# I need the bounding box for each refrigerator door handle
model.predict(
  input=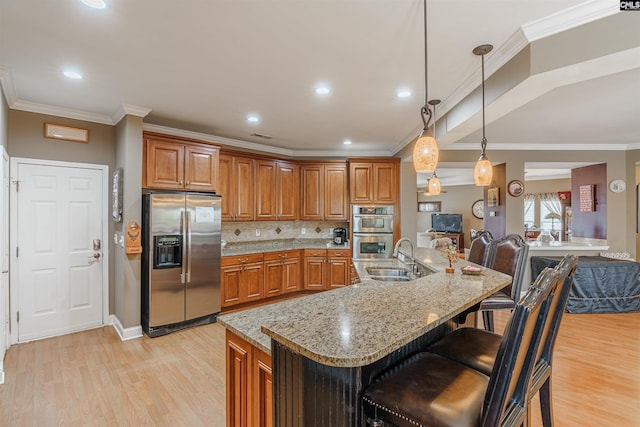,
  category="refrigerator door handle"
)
[180,210,186,284]
[186,210,192,283]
